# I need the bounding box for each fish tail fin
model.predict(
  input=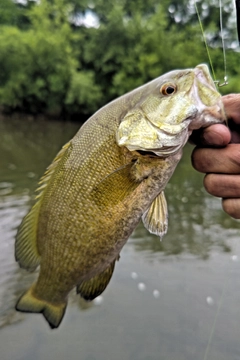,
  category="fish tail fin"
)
[16,285,67,329]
